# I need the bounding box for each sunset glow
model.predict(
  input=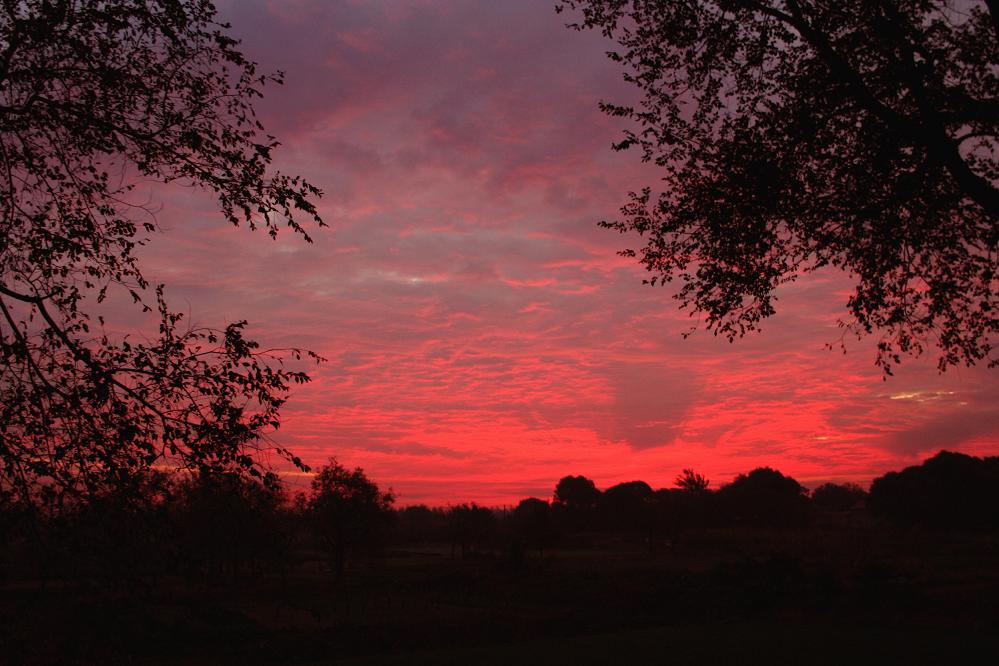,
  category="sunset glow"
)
[136,0,997,504]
